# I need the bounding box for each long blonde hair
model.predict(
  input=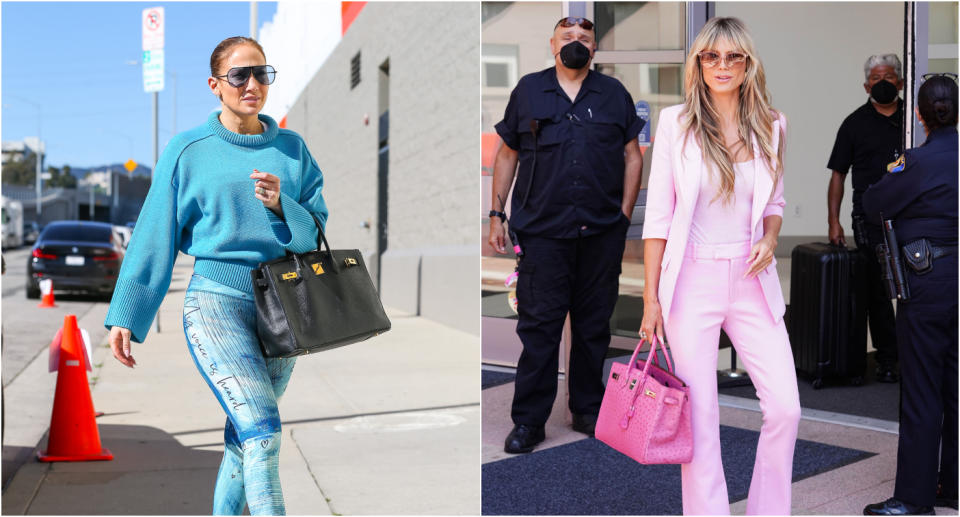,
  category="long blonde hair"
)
[681,17,784,205]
